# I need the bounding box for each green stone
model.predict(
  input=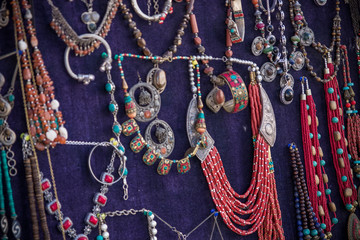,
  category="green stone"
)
[341,175,347,182]
[332,117,339,123]
[320,160,325,166]
[291,35,300,43]
[113,125,120,134]
[313,161,317,167]
[109,103,116,112]
[325,189,331,195]
[303,228,310,235]
[310,229,318,237]
[331,218,338,224]
[346,204,353,210]
[327,87,334,94]
[105,83,112,92]
[317,191,321,197]
[102,52,108,58]
[8,95,14,102]
[320,223,326,229]
[337,148,343,155]
[263,46,274,54]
